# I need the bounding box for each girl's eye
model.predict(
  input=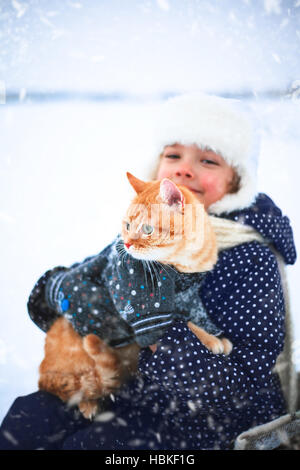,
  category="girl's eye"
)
[202,159,218,165]
[165,154,180,159]
[125,222,130,231]
[142,224,154,235]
